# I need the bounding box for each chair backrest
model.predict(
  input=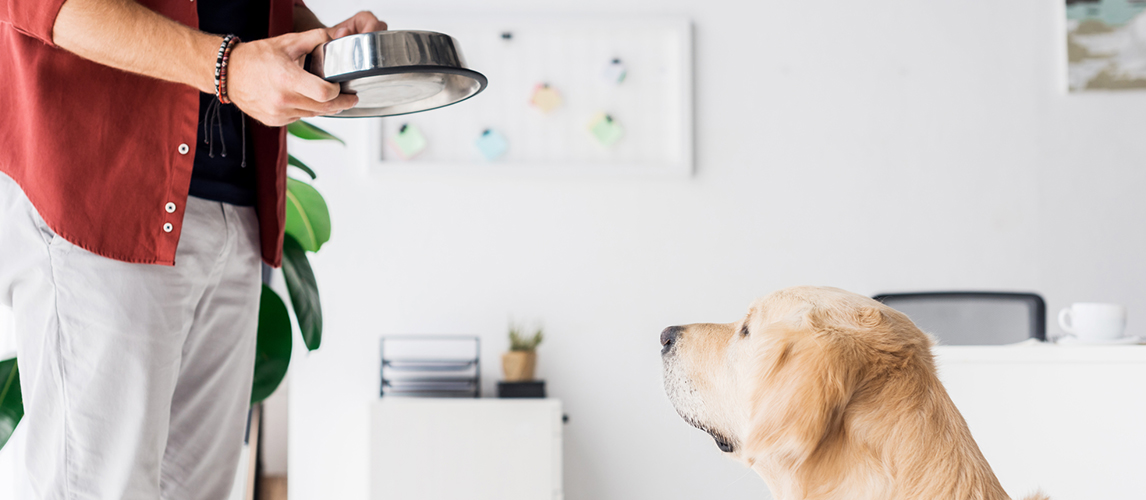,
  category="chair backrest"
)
[872,292,1046,345]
